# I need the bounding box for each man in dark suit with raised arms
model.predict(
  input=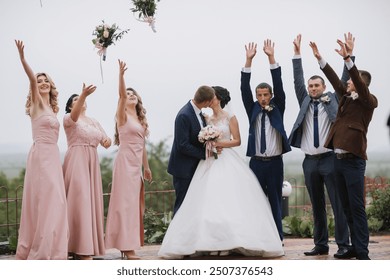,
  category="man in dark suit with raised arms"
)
[240,40,291,241]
